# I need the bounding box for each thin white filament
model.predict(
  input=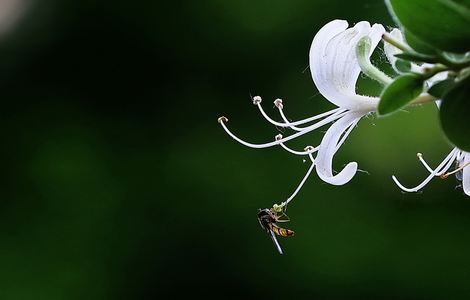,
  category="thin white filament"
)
[443,158,470,178]
[279,143,318,156]
[417,153,434,173]
[284,153,316,205]
[257,101,344,127]
[392,149,459,192]
[278,107,307,131]
[219,111,347,149]
[418,150,461,176]
[436,150,460,176]
[278,107,348,131]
